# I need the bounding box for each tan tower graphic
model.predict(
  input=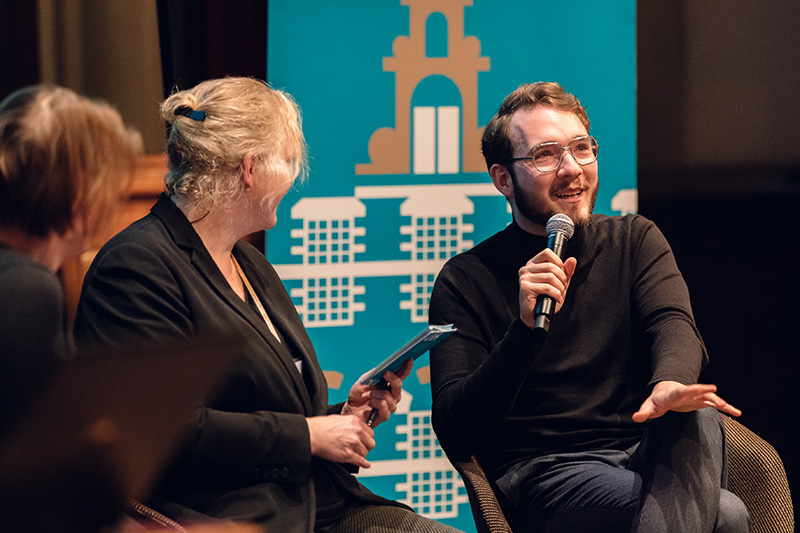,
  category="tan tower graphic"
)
[356,0,490,175]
